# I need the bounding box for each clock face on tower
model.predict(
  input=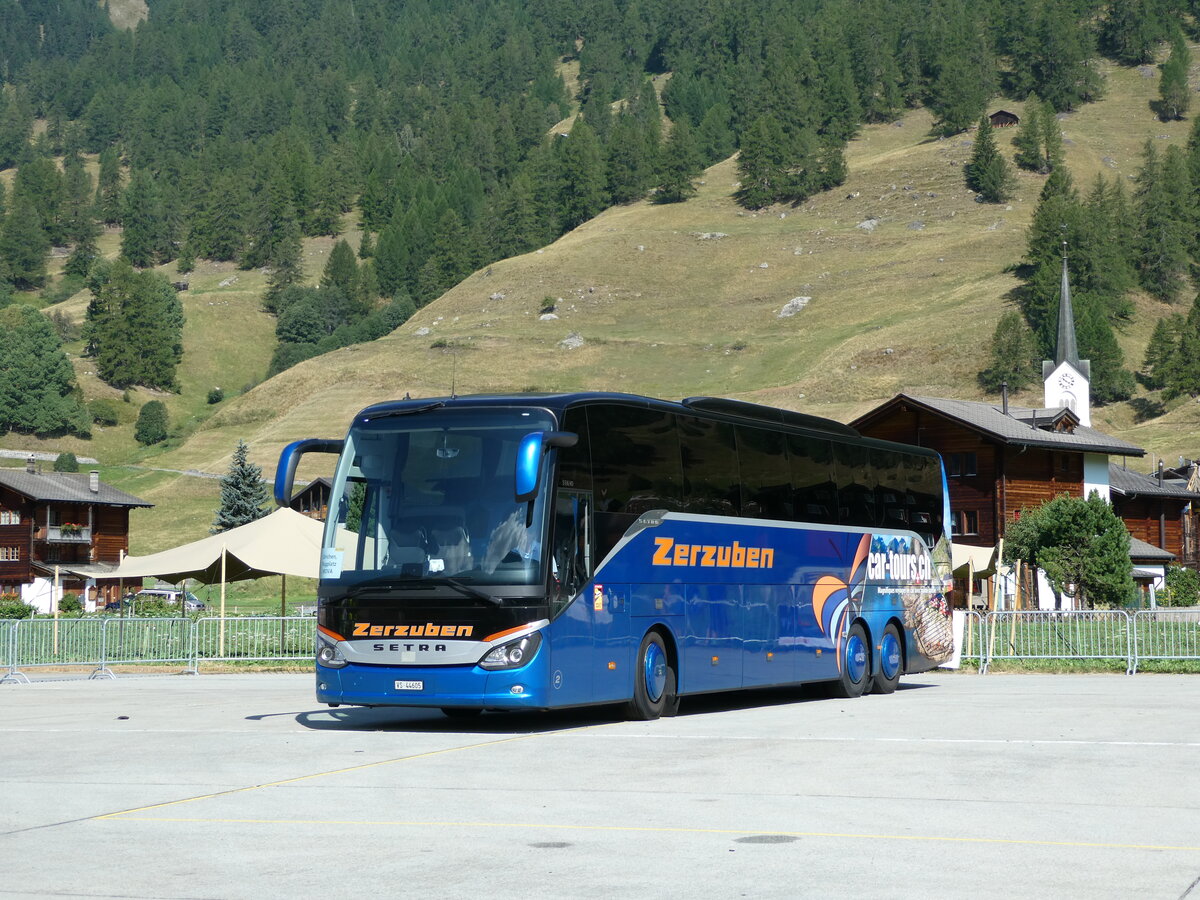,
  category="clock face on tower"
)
[1057,371,1075,390]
